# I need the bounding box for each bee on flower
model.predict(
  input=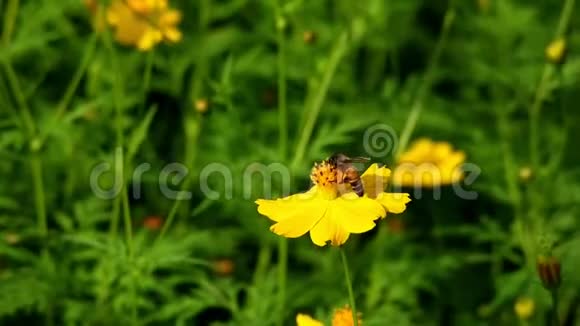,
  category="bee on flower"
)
[255,155,410,247]
[392,138,466,188]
